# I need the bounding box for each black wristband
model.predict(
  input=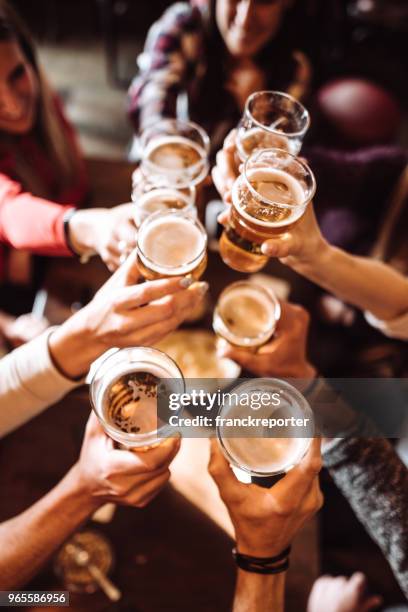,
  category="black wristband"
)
[63,208,79,256]
[232,547,291,574]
